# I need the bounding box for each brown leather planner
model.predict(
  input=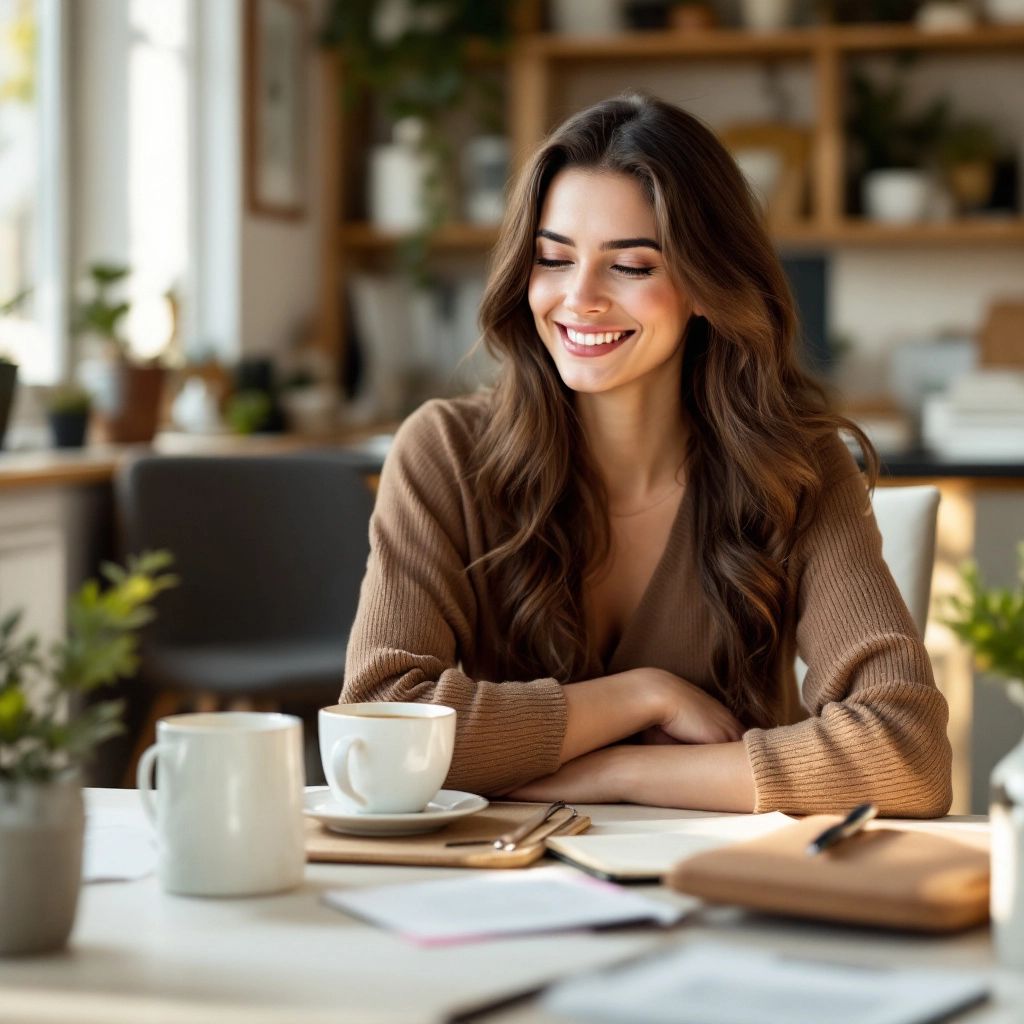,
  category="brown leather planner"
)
[666,815,990,933]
